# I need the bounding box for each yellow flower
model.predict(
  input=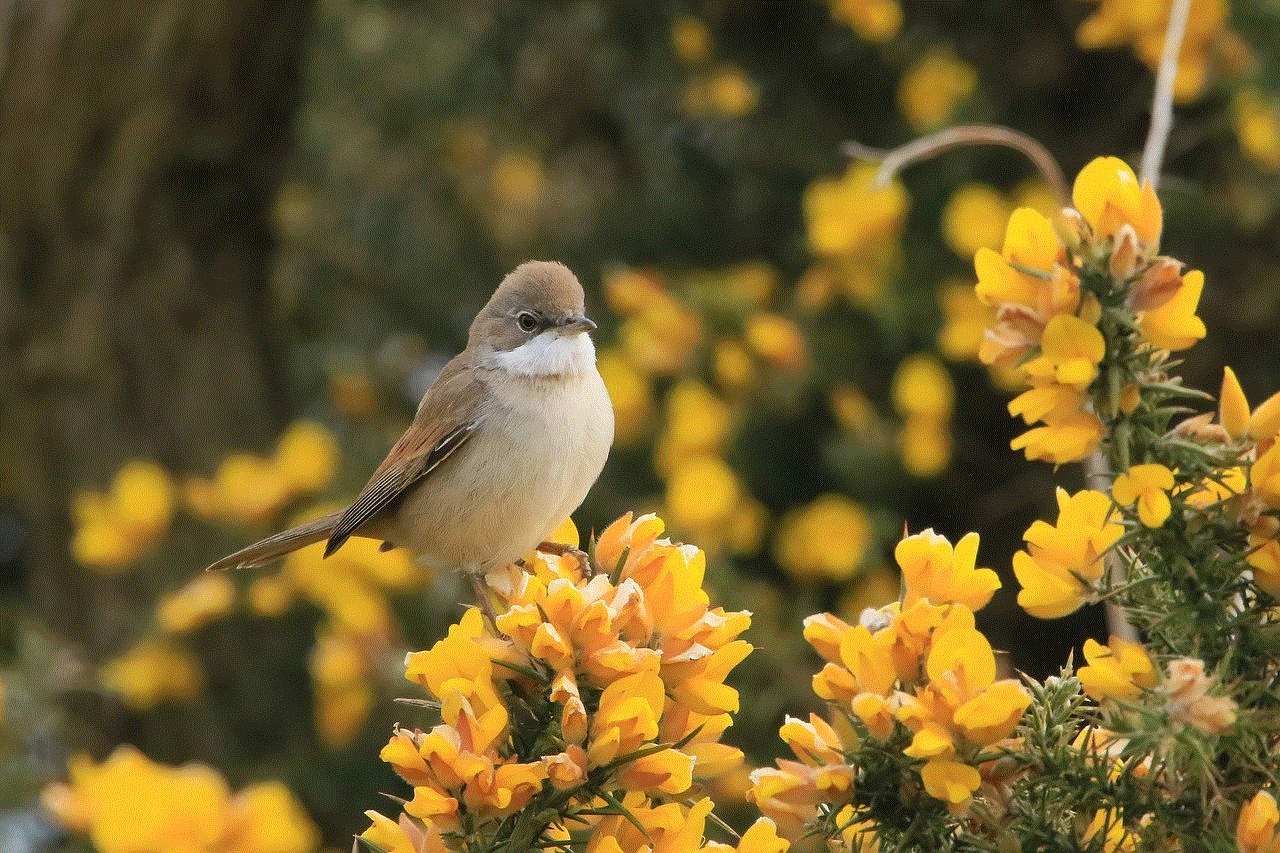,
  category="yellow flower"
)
[100,641,201,709]
[1237,791,1280,853]
[900,420,952,478]
[1221,366,1251,440]
[227,781,321,853]
[918,759,981,807]
[1071,156,1162,250]
[273,420,338,494]
[1112,463,1175,527]
[1253,443,1280,509]
[109,460,176,542]
[1246,530,1280,598]
[1139,268,1206,352]
[1022,314,1106,392]
[155,573,236,634]
[359,810,444,853]
[804,162,908,260]
[829,0,901,42]
[657,380,732,473]
[1076,0,1231,102]
[39,747,311,853]
[1009,412,1105,465]
[778,714,846,767]
[937,279,996,363]
[1078,637,1156,701]
[1234,89,1280,172]
[683,66,758,117]
[896,529,1000,611]
[587,671,665,767]
[671,14,710,64]
[942,184,1010,258]
[898,50,977,131]
[732,818,790,853]
[745,313,808,371]
[666,455,741,531]
[1082,808,1137,853]
[892,354,954,422]
[1014,488,1122,619]
[774,494,874,582]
